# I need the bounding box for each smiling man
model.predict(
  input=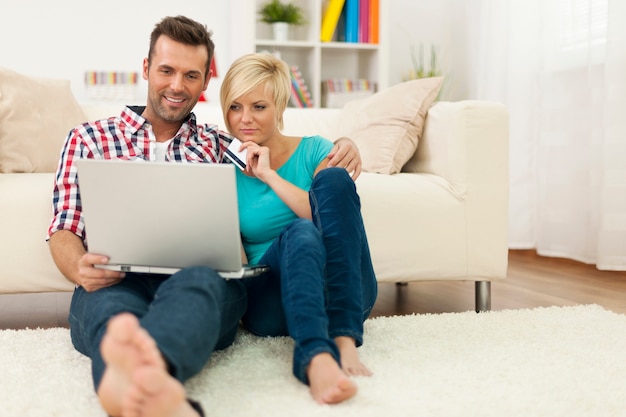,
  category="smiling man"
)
[47,15,362,417]
[142,30,210,138]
